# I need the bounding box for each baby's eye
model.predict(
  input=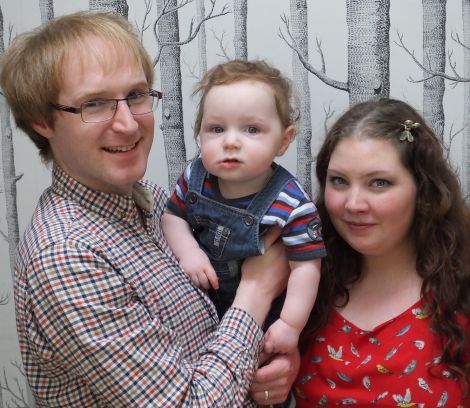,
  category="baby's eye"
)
[212,126,224,133]
[246,126,259,134]
[371,179,390,188]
